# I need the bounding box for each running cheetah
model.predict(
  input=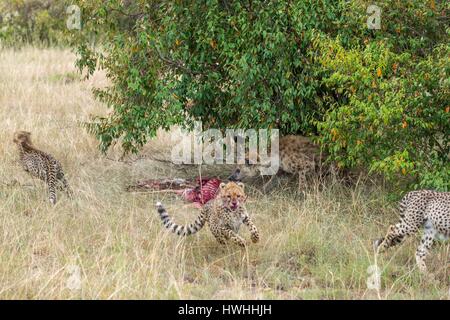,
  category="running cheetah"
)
[13,131,72,204]
[375,190,450,274]
[156,181,259,247]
